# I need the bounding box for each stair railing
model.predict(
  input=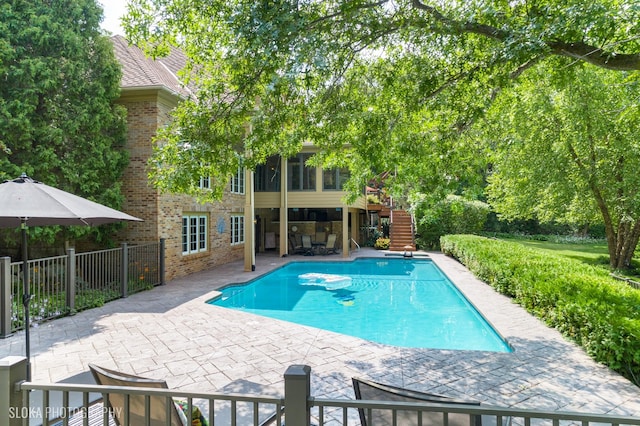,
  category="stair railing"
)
[411,212,416,248]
